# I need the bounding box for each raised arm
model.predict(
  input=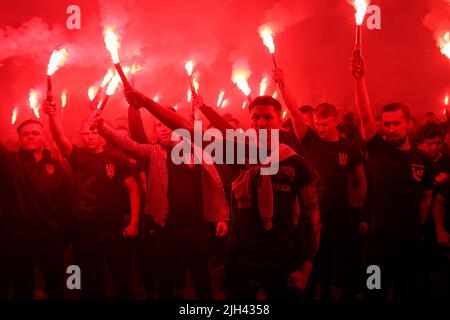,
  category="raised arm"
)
[42,99,73,158]
[124,88,194,135]
[351,52,377,141]
[89,111,155,161]
[128,106,149,144]
[273,68,308,142]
